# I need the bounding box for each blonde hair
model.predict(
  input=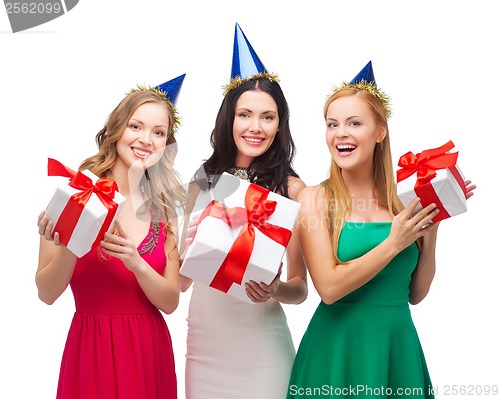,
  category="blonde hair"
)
[323,87,404,263]
[79,91,188,240]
